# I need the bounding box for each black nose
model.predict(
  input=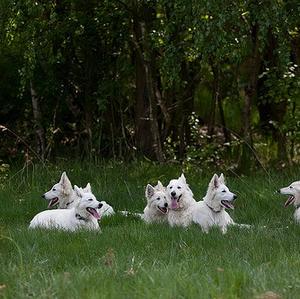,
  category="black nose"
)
[171,191,176,197]
[277,190,281,193]
[233,194,237,200]
[164,202,168,207]
[98,203,103,209]
[41,194,45,199]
